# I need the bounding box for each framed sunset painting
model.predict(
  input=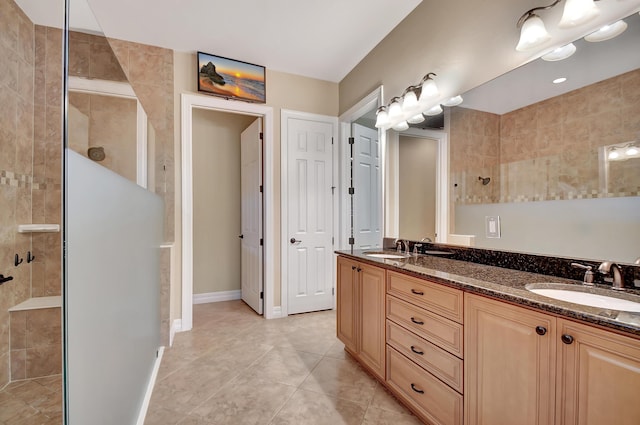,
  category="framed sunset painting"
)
[197,52,266,103]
